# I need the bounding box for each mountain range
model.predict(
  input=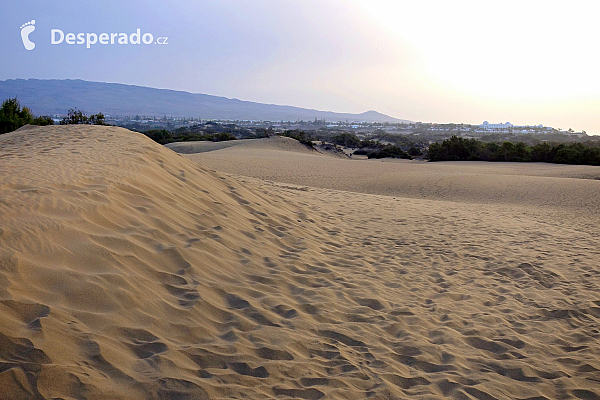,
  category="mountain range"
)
[0,79,408,123]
